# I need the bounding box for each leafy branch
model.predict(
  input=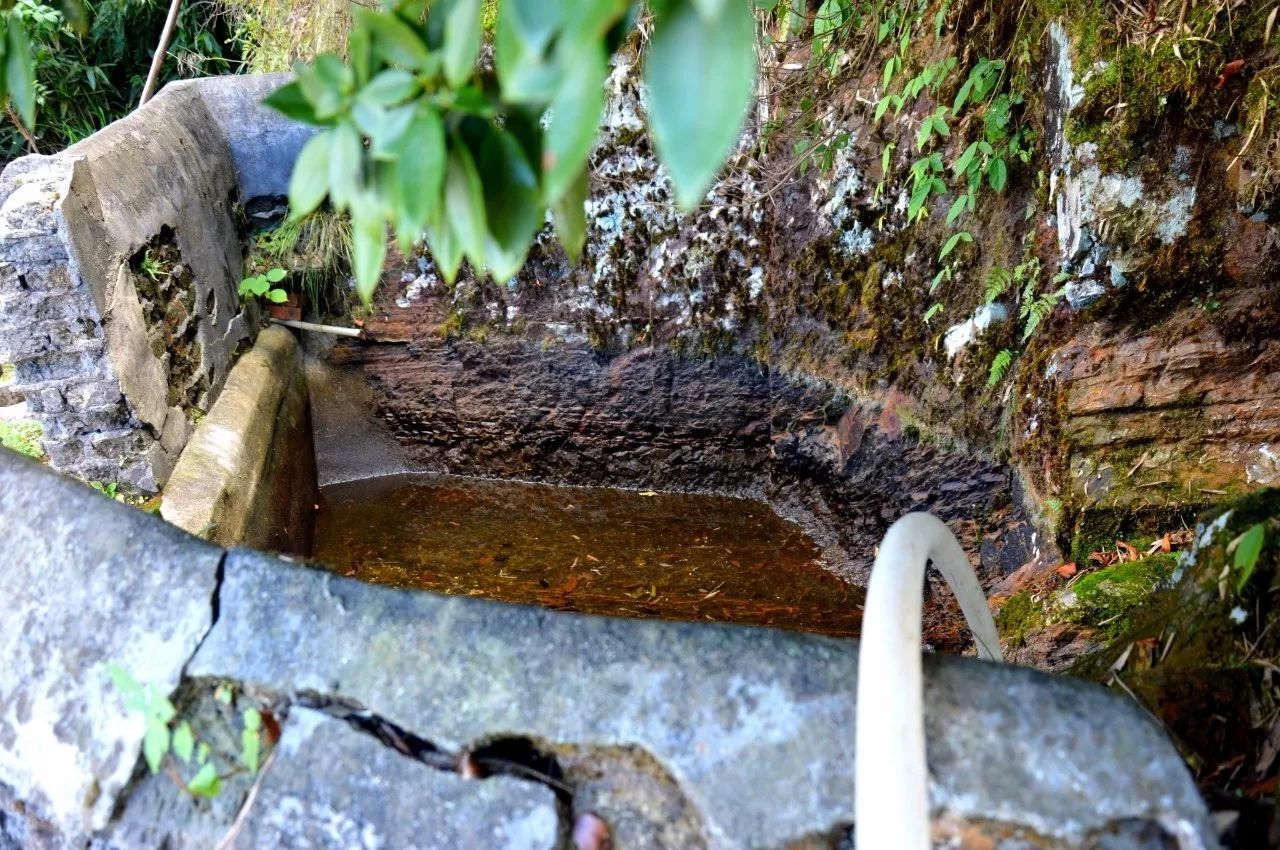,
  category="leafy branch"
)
[270,0,760,300]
